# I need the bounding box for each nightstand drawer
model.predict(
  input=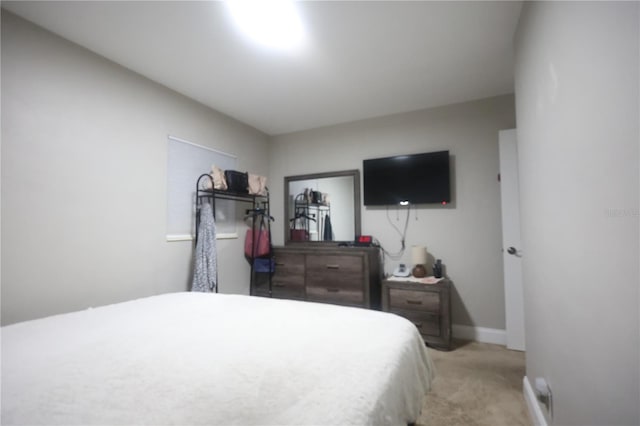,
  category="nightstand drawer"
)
[381,279,451,350]
[389,288,441,313]
[393,310,441,337]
